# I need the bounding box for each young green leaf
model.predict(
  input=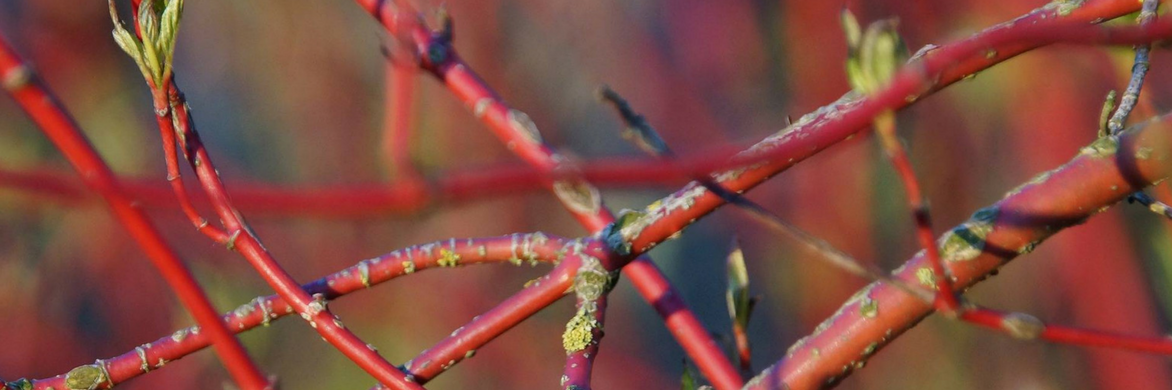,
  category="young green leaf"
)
[726,240,752,331]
